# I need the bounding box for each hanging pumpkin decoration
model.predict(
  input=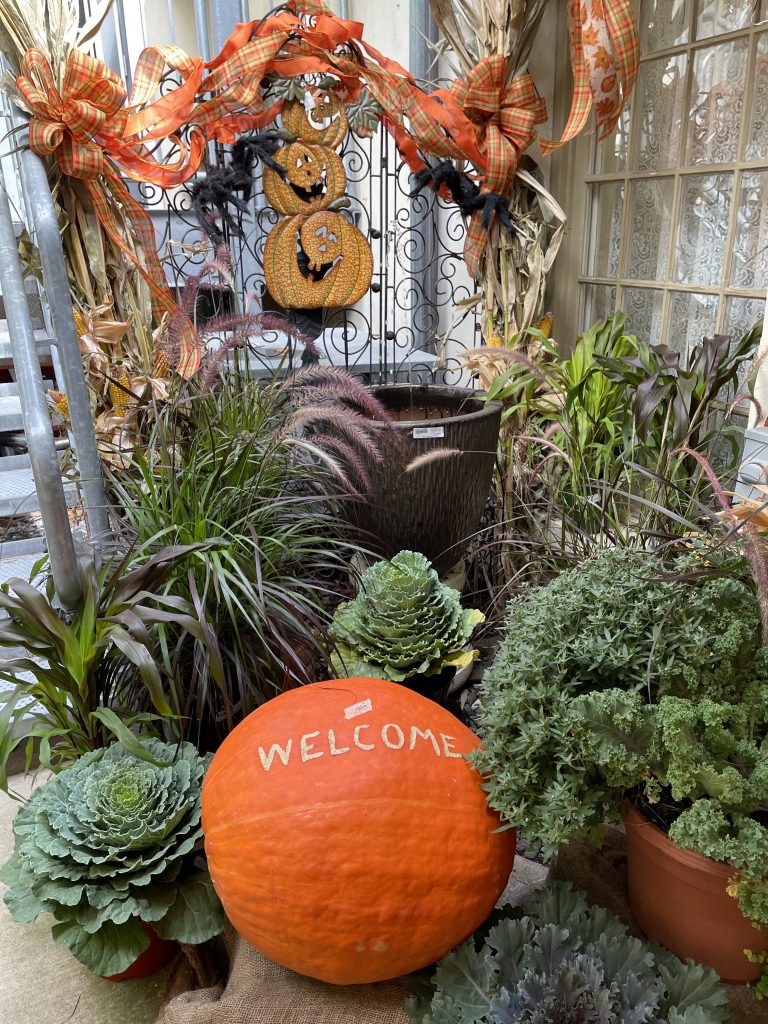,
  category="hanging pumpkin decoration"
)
[264,211,373,308]
[262,142,346,215]
[202,677,516,985]
[281,90,350,149]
